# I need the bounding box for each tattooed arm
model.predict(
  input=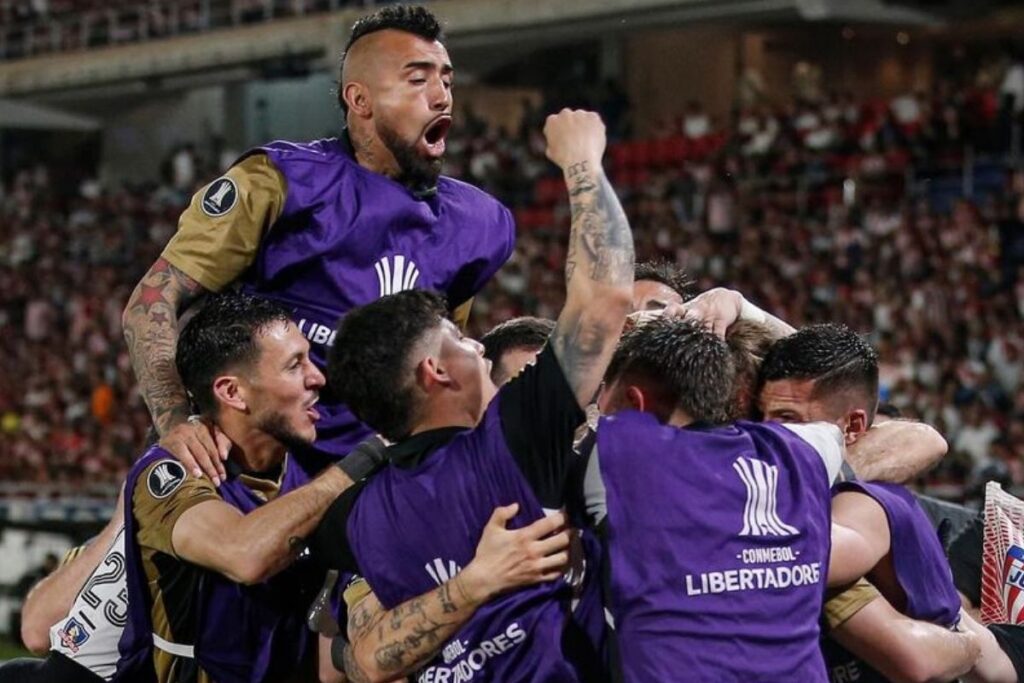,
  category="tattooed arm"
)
[123,258,233,480]
[543,109,635,407]
[340,505,570,683]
